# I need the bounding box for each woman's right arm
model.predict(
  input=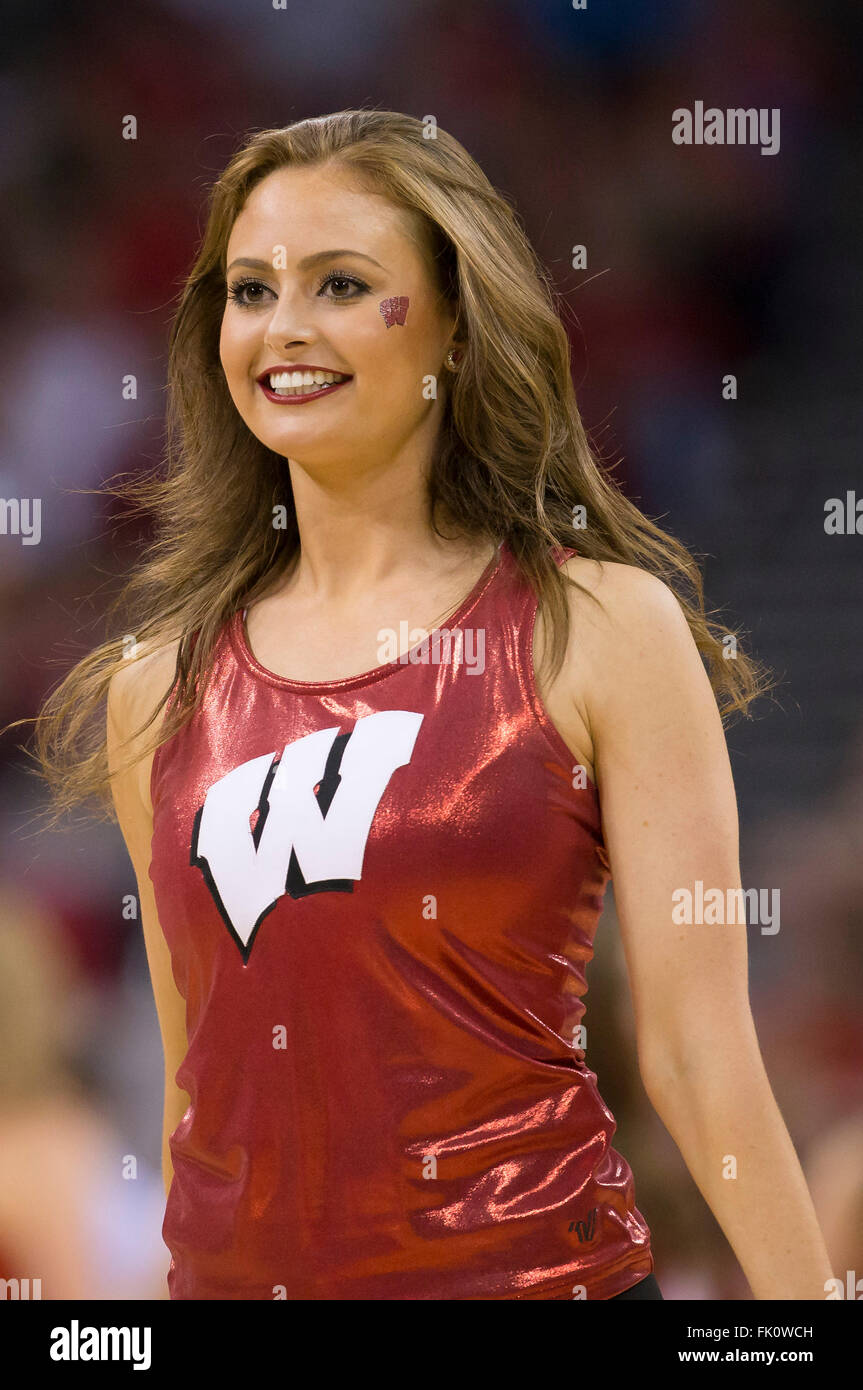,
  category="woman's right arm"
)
[106,641,189,1201]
